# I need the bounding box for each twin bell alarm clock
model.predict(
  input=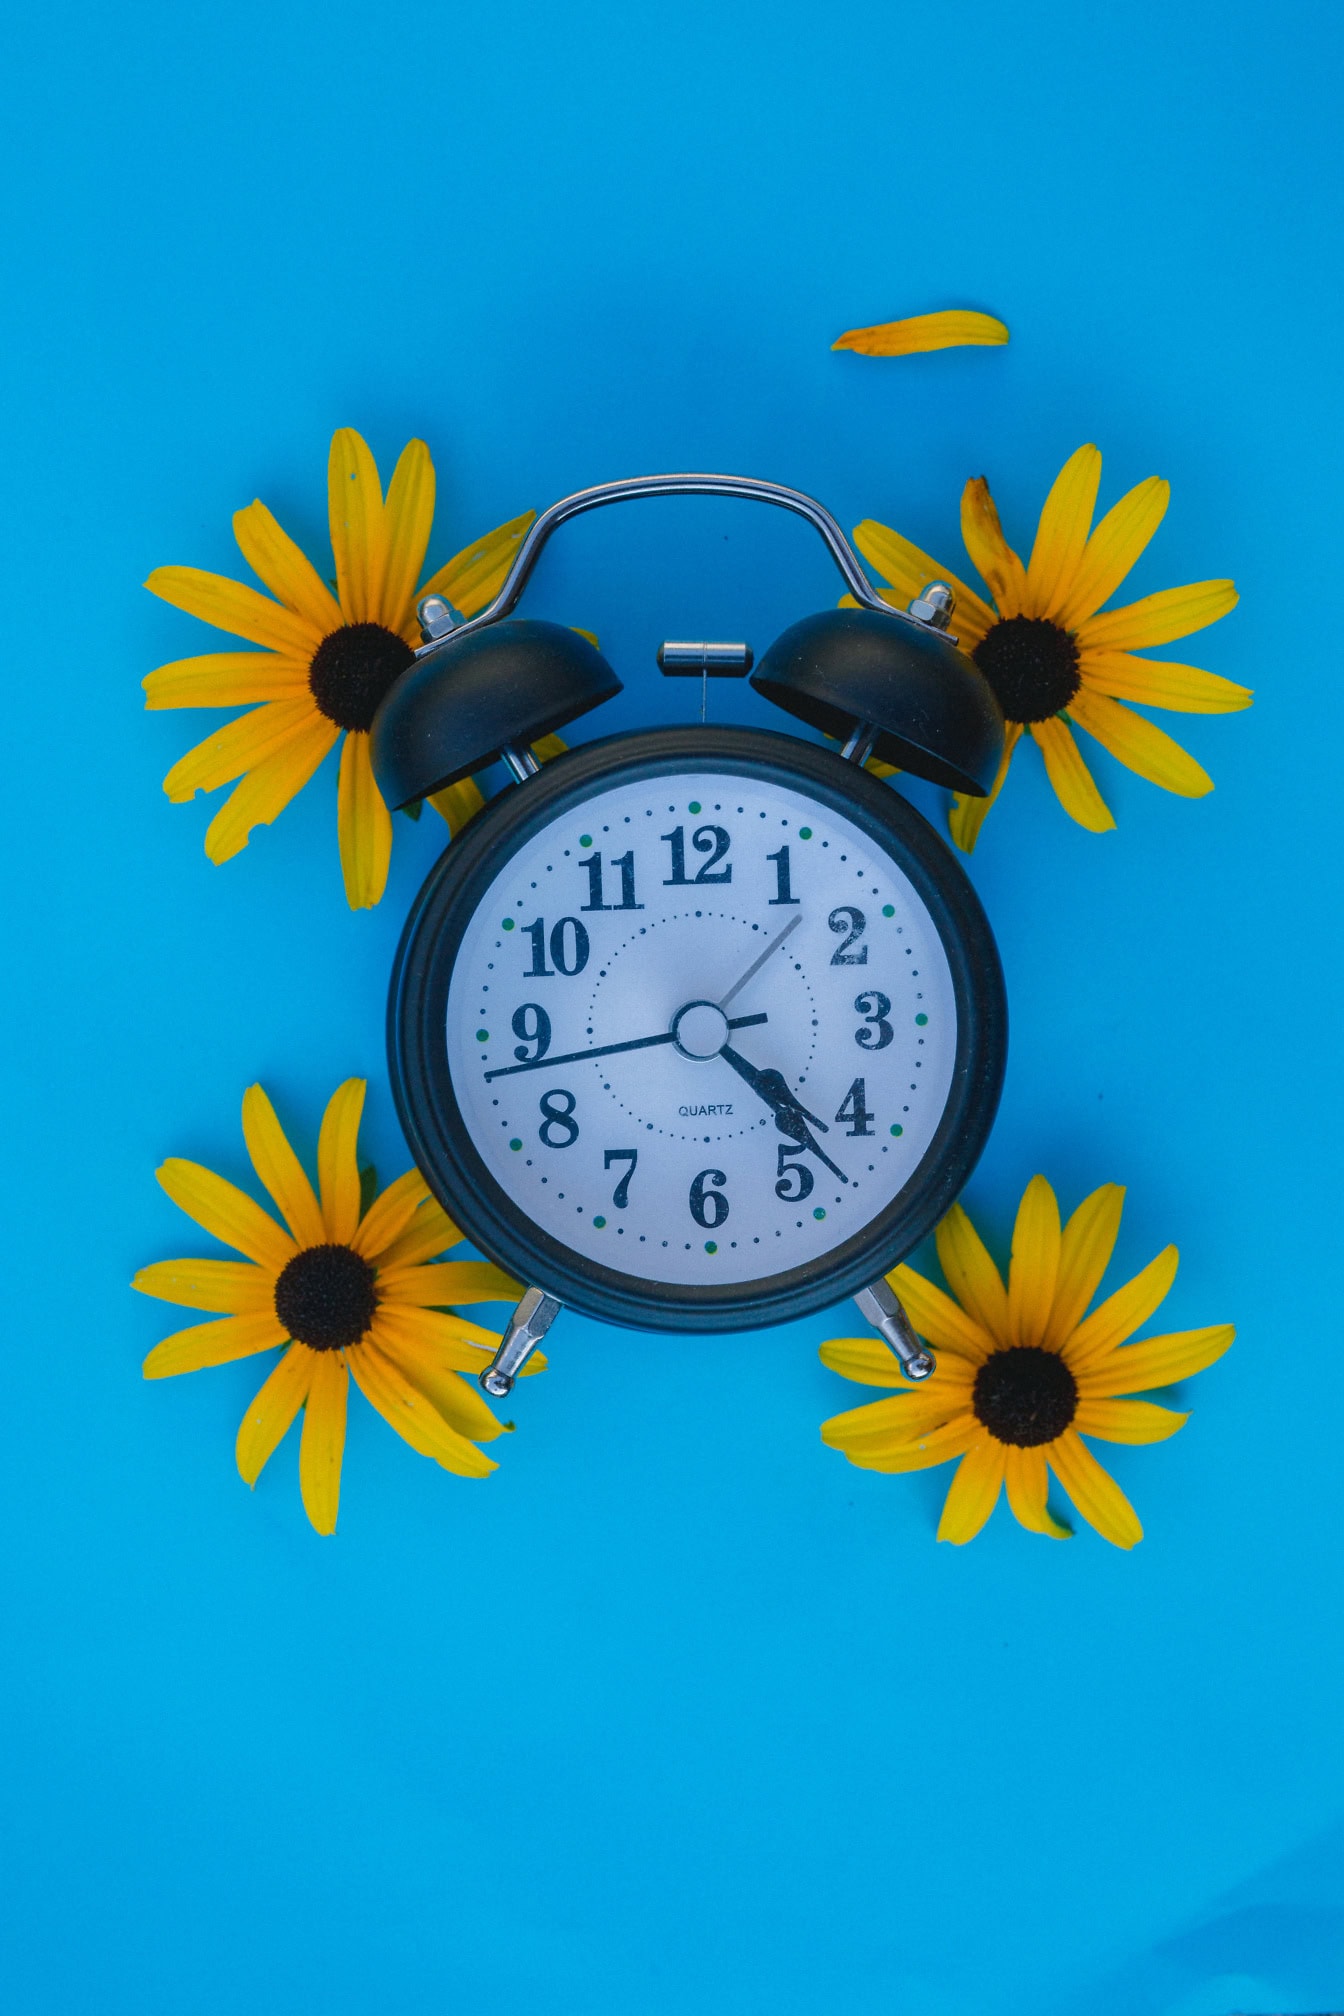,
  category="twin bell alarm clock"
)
[370,475,1008,1396]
